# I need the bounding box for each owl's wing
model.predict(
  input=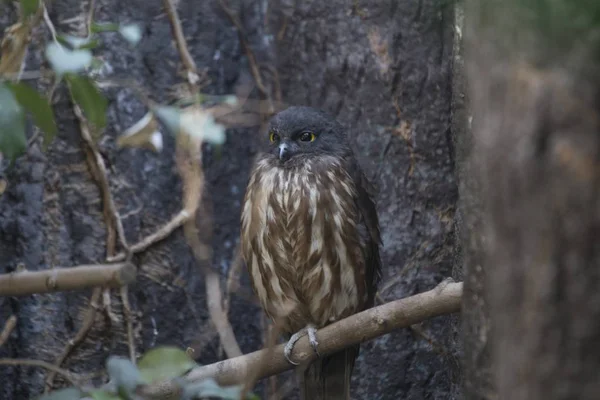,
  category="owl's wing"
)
[347,156,382,307]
